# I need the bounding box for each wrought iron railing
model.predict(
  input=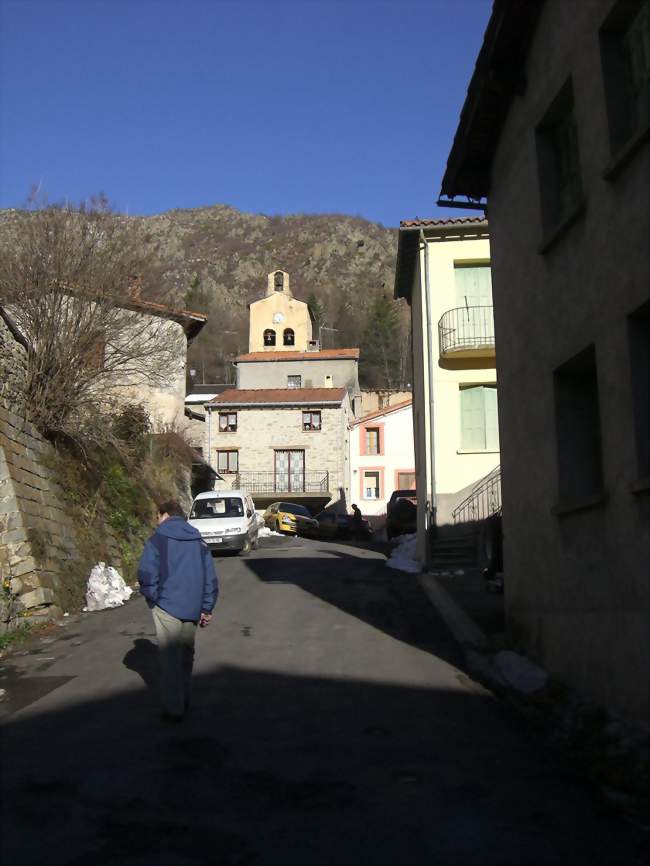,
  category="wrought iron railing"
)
[233,470,330,494]
[438,306,495,355]
[452,465,501,524]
